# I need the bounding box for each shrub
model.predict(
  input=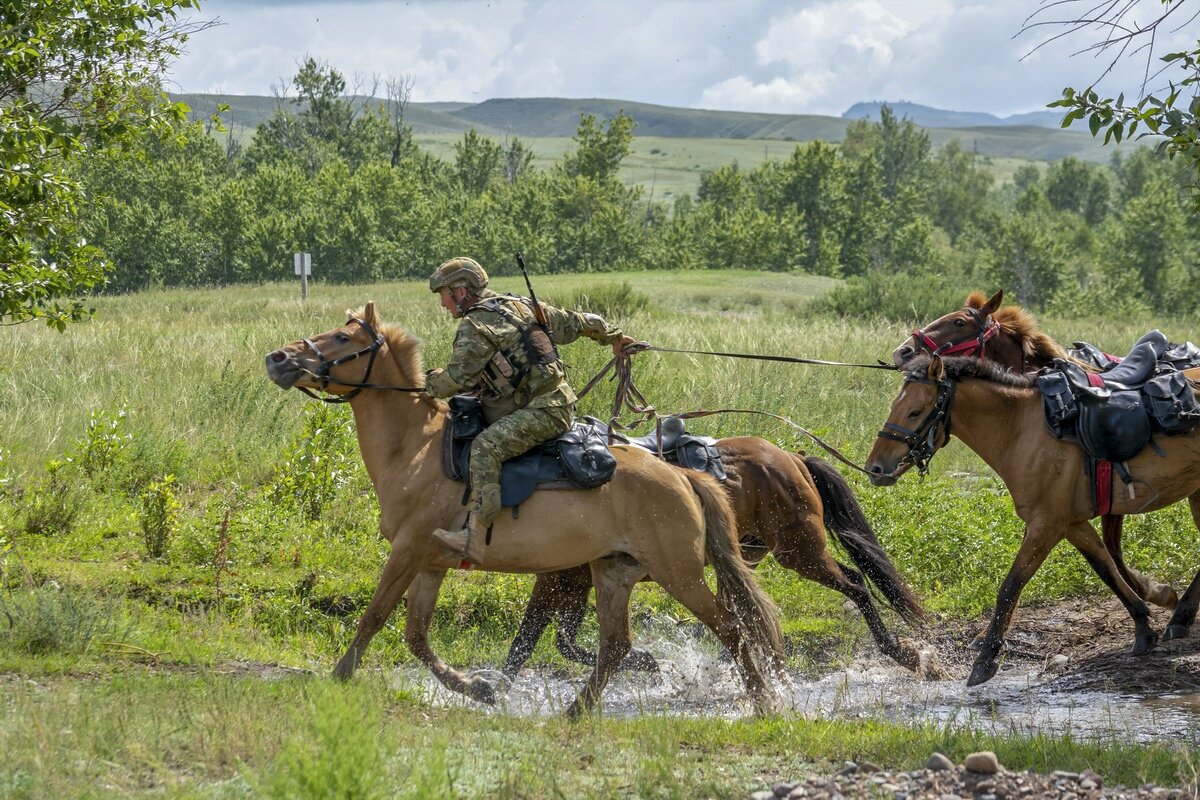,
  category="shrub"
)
[810,270,965,322]
[270,404,359,521]
[139,475,181,559]
[21,460,84,536]
[72,407,132,479]
[0,585,127,656]
[561,280,650,321]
